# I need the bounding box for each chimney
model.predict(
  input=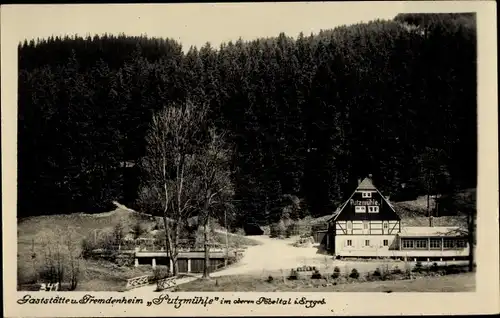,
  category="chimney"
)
[429,215,434,227]
[368,173,373,179]
[357,178,362,185]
